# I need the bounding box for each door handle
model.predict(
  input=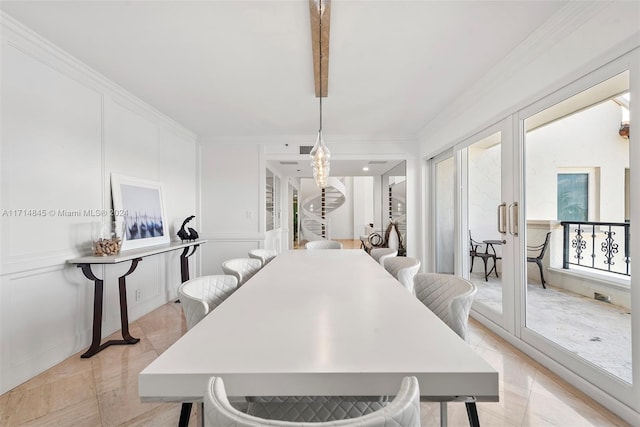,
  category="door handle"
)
[497,203,507,234]
[508,202,518,236]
